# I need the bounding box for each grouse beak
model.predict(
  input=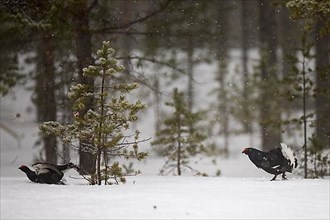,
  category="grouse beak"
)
[242,148,248,154]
